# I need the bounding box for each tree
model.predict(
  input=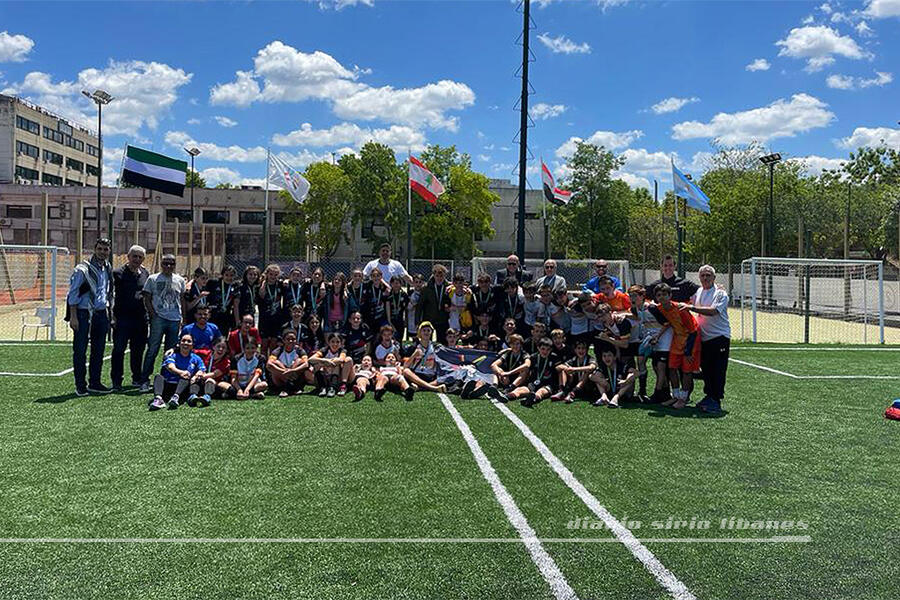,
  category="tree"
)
[214,182,234,189]
[339,142,406,253]
[278,162,351,258]
[185,169,205,189]
[410,145,499,260]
